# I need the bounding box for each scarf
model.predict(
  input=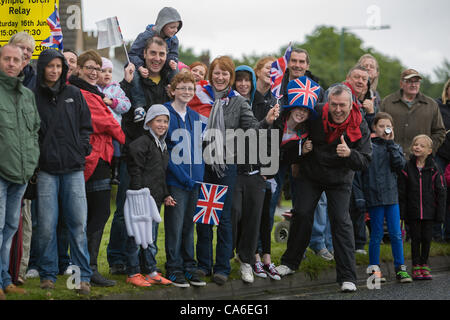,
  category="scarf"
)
[203,87,230,177]
[68,75,105,99]
[322,102,362,144]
